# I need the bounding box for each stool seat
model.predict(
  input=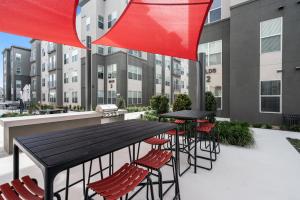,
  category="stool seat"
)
[134,149,172,170]
[196,119,209,123]
[0,176,44,200]
[144,137,169,145]
[174,119,186,124]
[197,123,215,133]
[165,129,186,136]
[88,163,148,200]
